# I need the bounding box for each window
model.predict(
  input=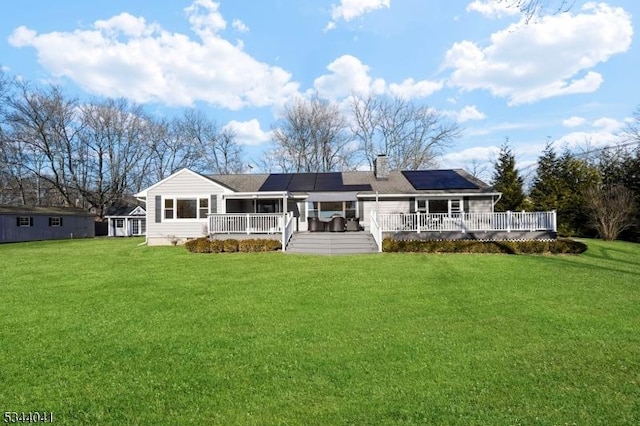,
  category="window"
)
[307,201,358,219]
[416,198,463,215]
[429,200,449,214]
[256,199,280,214]
[451,199,462,214]
[164,197,209,220]
[16,216,33,227]
[48,217,63,227]
[164,199,174,219]
[176,199,197,218]
[199,198,209,218]
[115,219,125,228]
